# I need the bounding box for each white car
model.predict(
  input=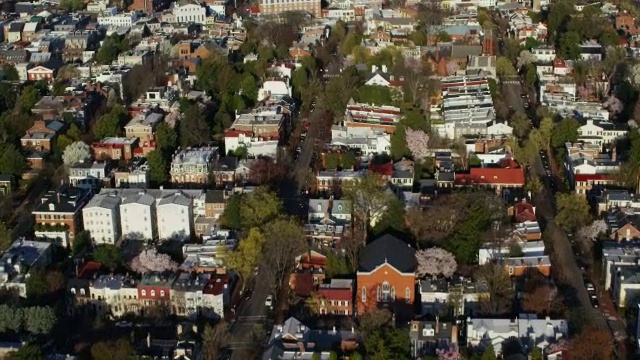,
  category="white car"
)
[265,295,273,308]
